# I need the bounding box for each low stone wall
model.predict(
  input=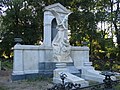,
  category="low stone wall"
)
[12,44,89,80]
